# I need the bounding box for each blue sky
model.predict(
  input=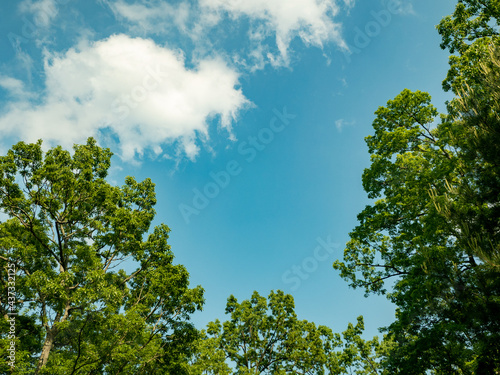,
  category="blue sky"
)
[0,0,457,338]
